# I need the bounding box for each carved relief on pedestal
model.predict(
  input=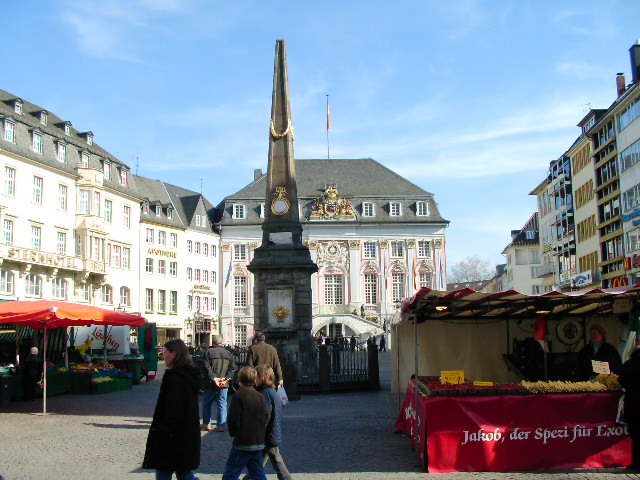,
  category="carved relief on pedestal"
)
[379,240,389,248]
[434,239,443,248]
[407,239,415,248]
[316,240,349,268]
[306,240,318,250]
[221,243,230,252]
[348,240,360,249]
